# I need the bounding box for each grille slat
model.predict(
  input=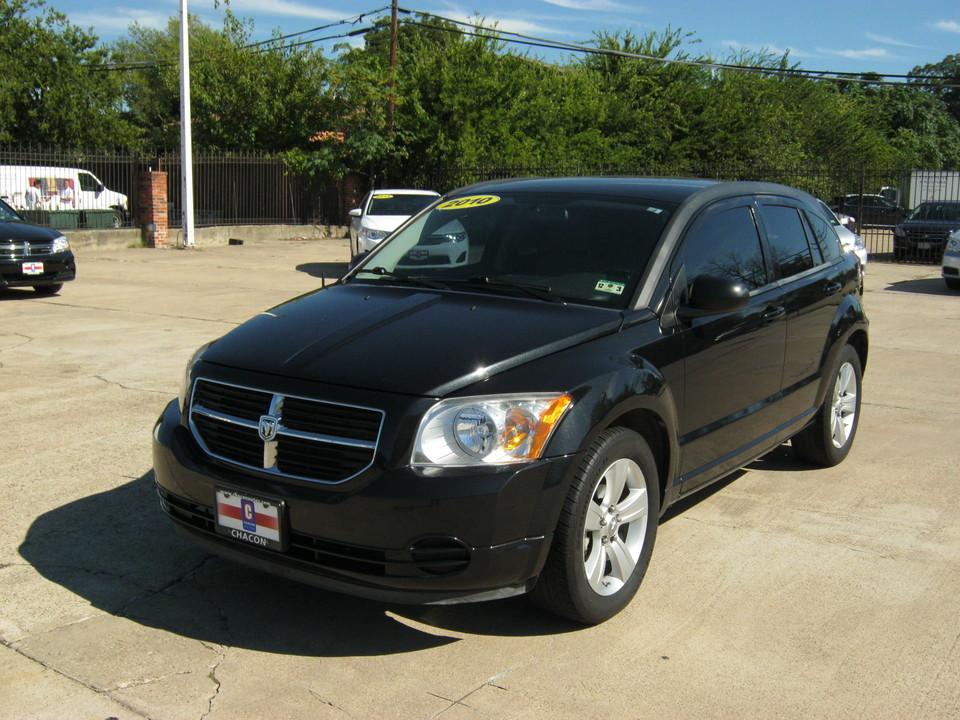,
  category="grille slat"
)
[189,379,383,484]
